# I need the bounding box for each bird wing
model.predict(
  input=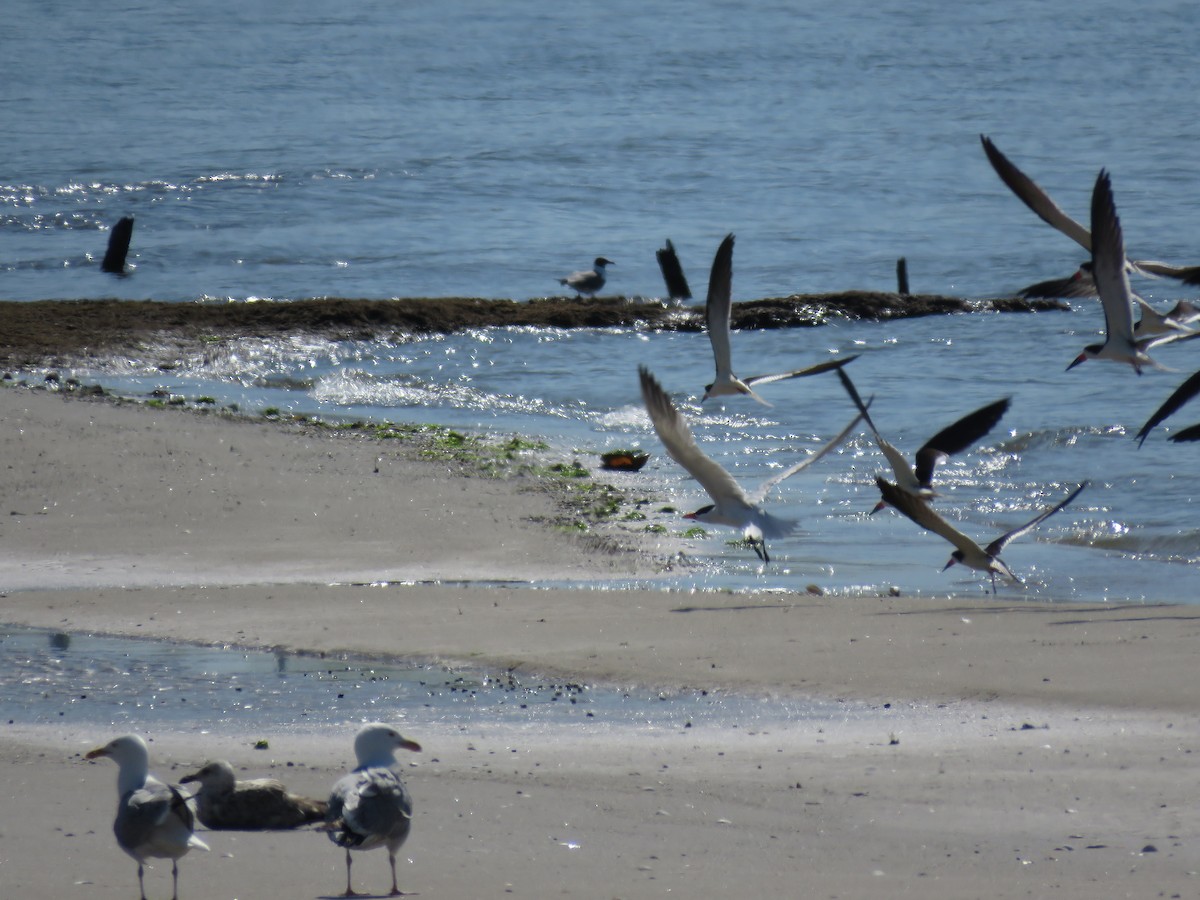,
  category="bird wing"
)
[1128,260,1200,286]
[639,366,755,512]
[875,477,982,559]
[835,368,918,490]
[1135,370,1200,446]
[753,406,868,503]
[215,781,326,829]
[986,482,1087,557]
[705,233,737,382]
[1018,268,1097,299]
[1170,423,1200,443]
[342,769,413,843]
[980,135,1092,252]
[742,354,860,387]
[1089,170,1137,346]
[117,779,206,856]
[914,397,1010,489]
